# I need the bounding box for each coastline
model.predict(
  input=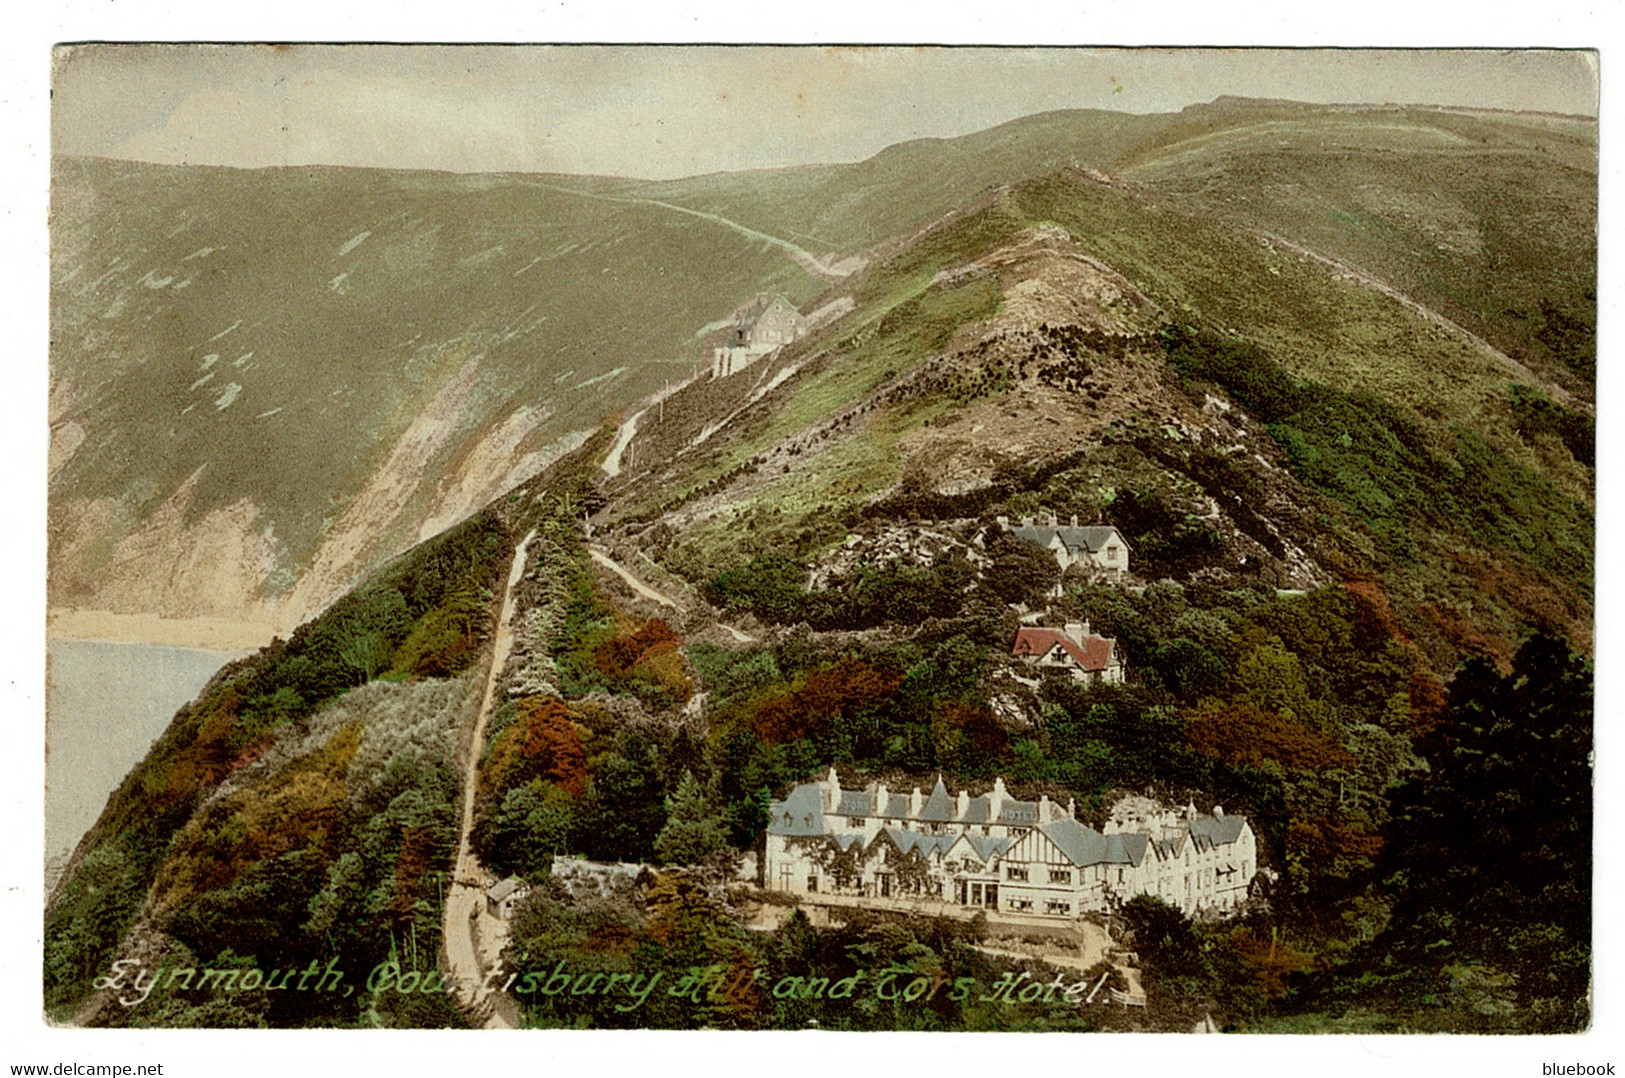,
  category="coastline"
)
[46,607,281,652]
